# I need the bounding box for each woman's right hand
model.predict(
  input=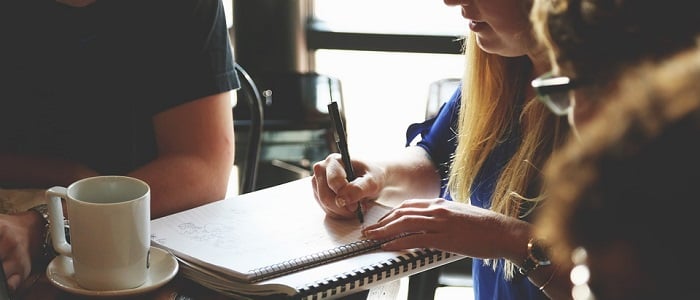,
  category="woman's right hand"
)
[311,153,386,219]
[311,147,442,219]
